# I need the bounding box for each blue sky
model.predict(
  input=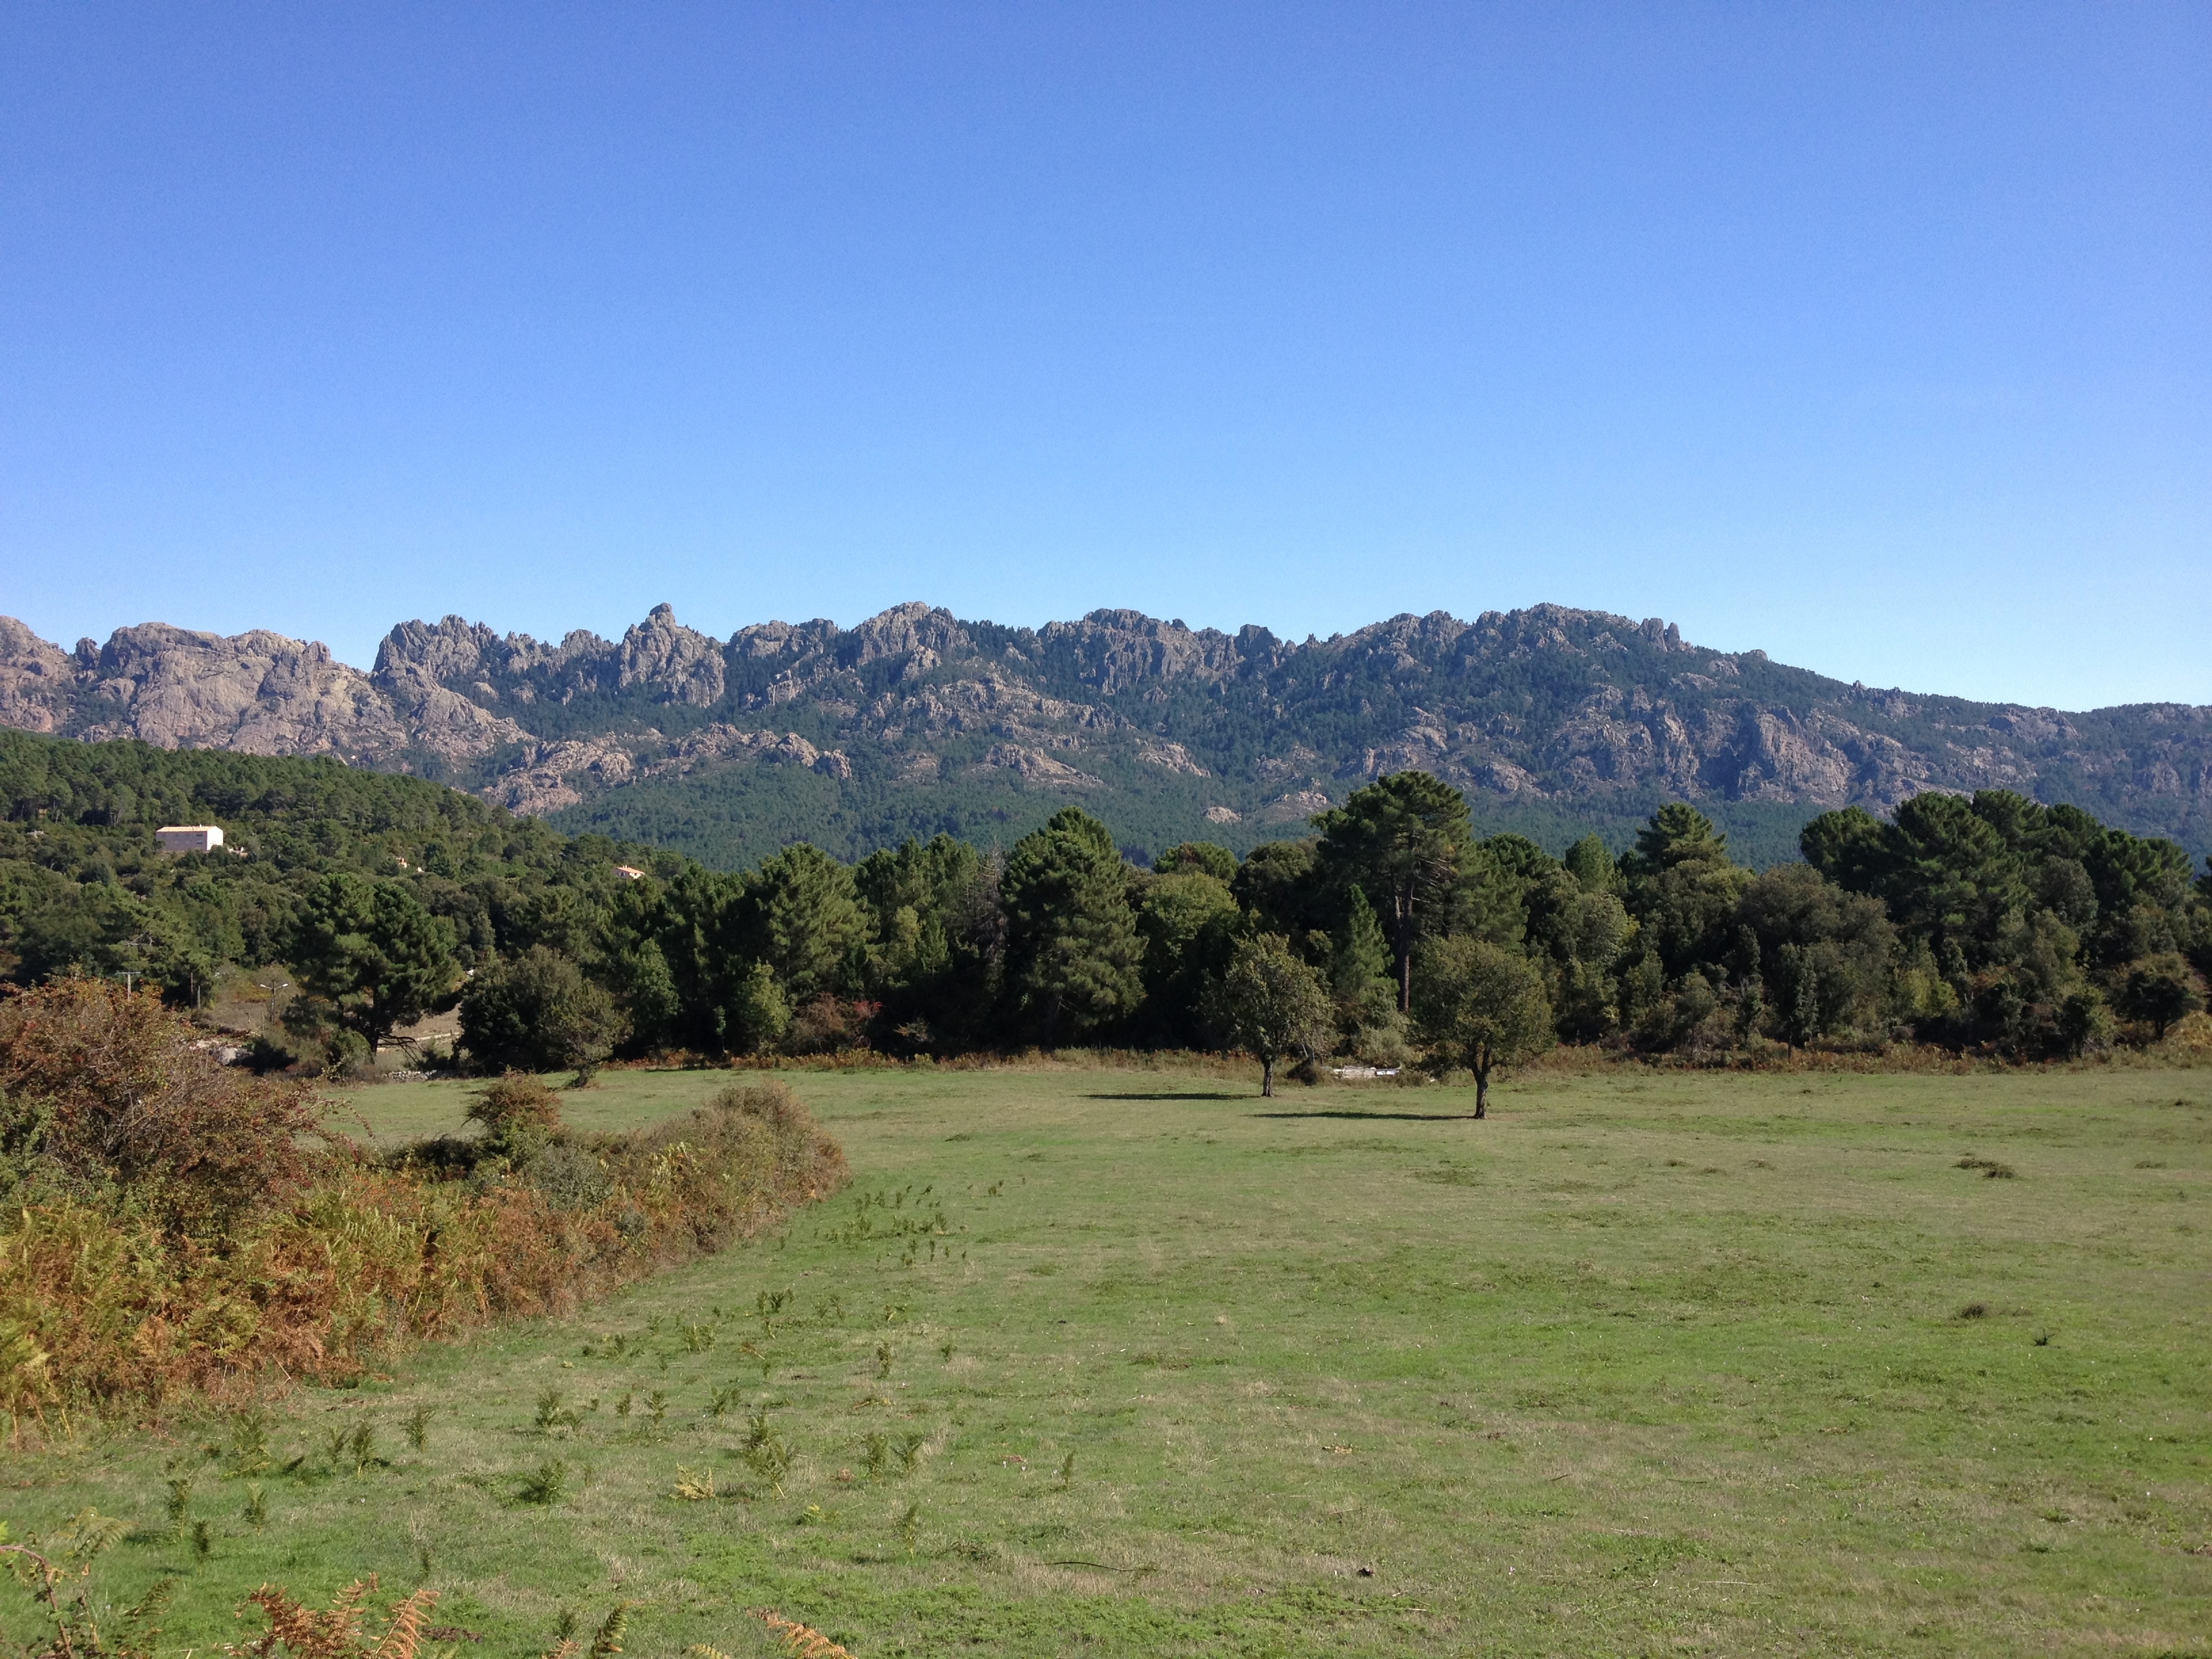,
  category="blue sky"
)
[1,3,2205,709]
